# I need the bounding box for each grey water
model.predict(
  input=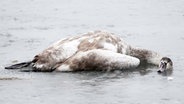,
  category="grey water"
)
[0,0,184,104]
